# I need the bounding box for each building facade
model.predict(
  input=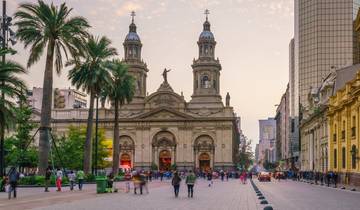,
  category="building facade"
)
[295,0,360,109]
[33,13,239,171]
[328,71,360,186]
[275,85,290,169]
[27,87,87,110]
[258,118,277,165]
[301,64,360,173]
